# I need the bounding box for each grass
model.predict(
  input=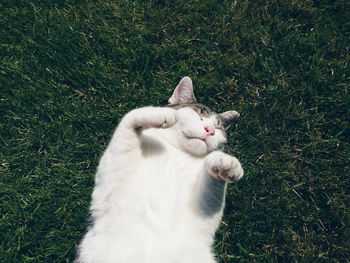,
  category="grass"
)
[1,0,349,262]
